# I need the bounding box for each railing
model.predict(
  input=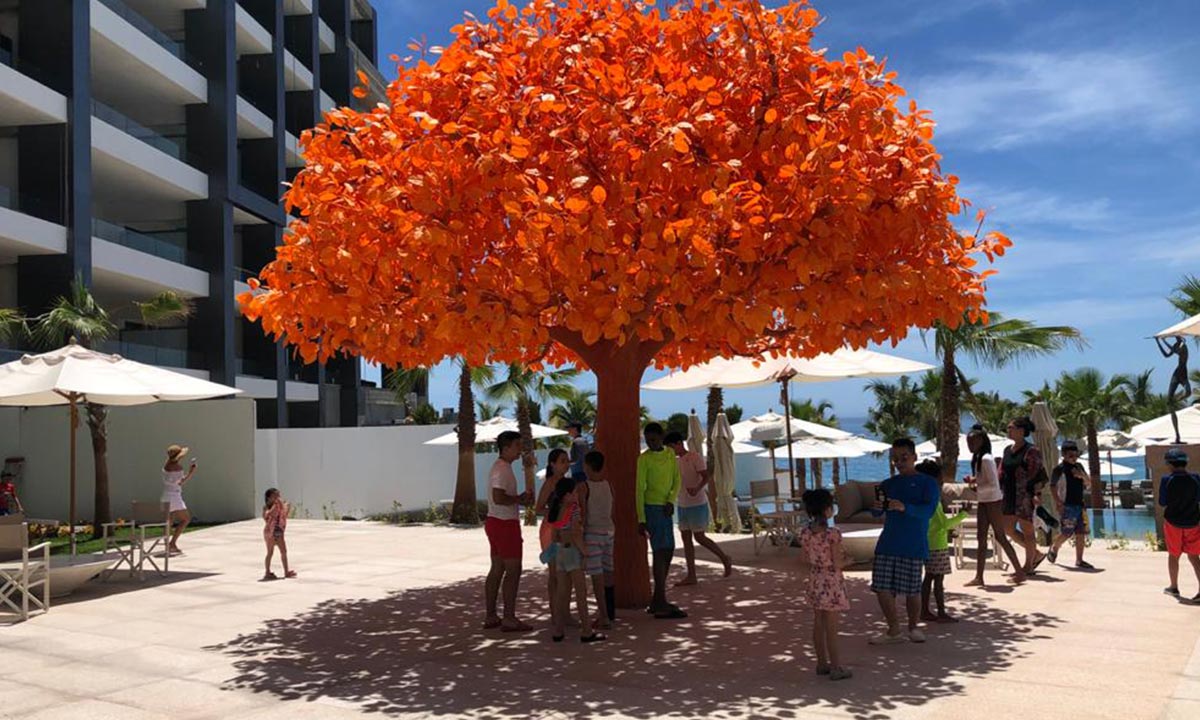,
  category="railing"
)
[96,0,201,70]
[0,184,59,221]
[0,43,12,69]
[100,339,199,369]
[92,218,202,268]
[349,41,388,106]
[91,100,196,166]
